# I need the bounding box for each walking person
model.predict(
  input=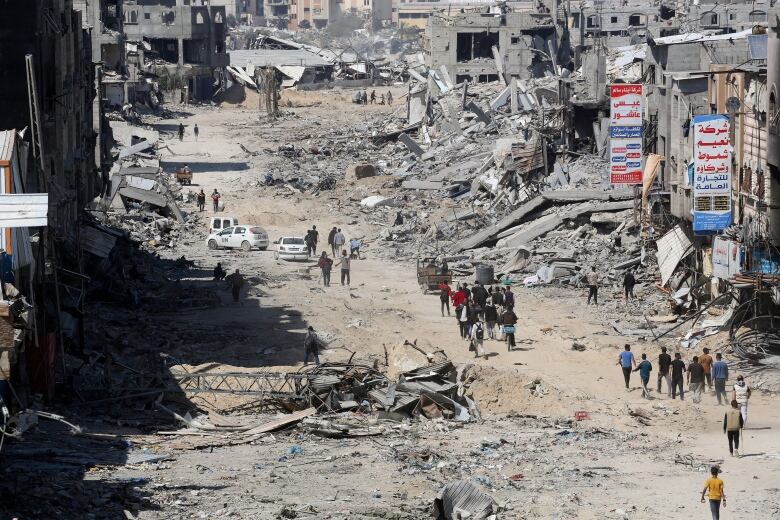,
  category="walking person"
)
[370,90,376,104]
[438,281,452,317]
[305,229,314,256]
[724,399,744,457]
[335,250,351,286]
[586,266,599,305]
[484,297,498,340]
[211,189,221,212]
[309,225,319,255]
[303,326,320,365]
[194,124,199,141]
[333,228,345,256]
[732,375,751,425]
[700,348,714,390]
[227,269,244,304]
[500,305,518,351]
[327,226,337,256]
[617,344,636,390]
[451,284,466,309]
[503,285,514,310]
[457,300,471,339]
[657,346,672,396]
[687,355,705,404]
[178,122,185,141]
[470,319,487,359]
[469,298,483,330]
[712,353,729,405]
[671,353,686,400]
[197,189,206,212]
[387,91,393,105]
[349,238,360,259]
[492,286,505,315]
[623,269,636,303]
[317,252,332,286]
[633,353,652,398]
[700,466,726,520]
